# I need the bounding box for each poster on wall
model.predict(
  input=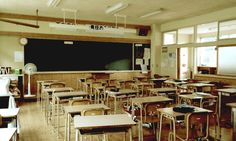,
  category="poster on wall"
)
[14,51,24,62]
